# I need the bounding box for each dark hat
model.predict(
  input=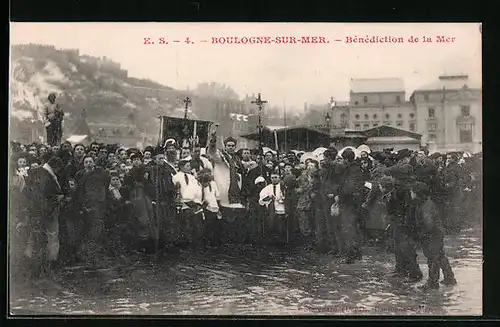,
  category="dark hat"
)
[383,147,394,153]
[130,153,143,161]
[109,170,120,178]
[341,148,356,162]
[224,137,237,146]
[144,146,154,153]
[429,152,441,160]
[323,148,337,159]
[396,148,411,161]
[370,151,386,162]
